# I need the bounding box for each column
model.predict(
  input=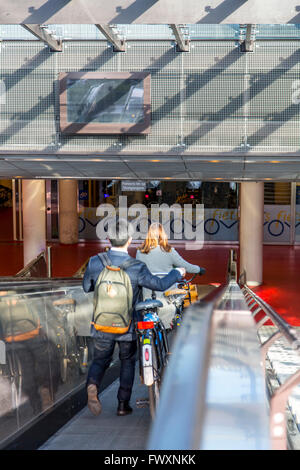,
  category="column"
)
[59,179,78,244]
[239,182,264,287]
[22,179,46,266]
